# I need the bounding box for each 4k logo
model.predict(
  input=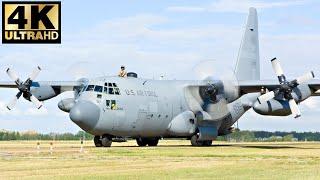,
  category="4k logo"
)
[2,1,61,43]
